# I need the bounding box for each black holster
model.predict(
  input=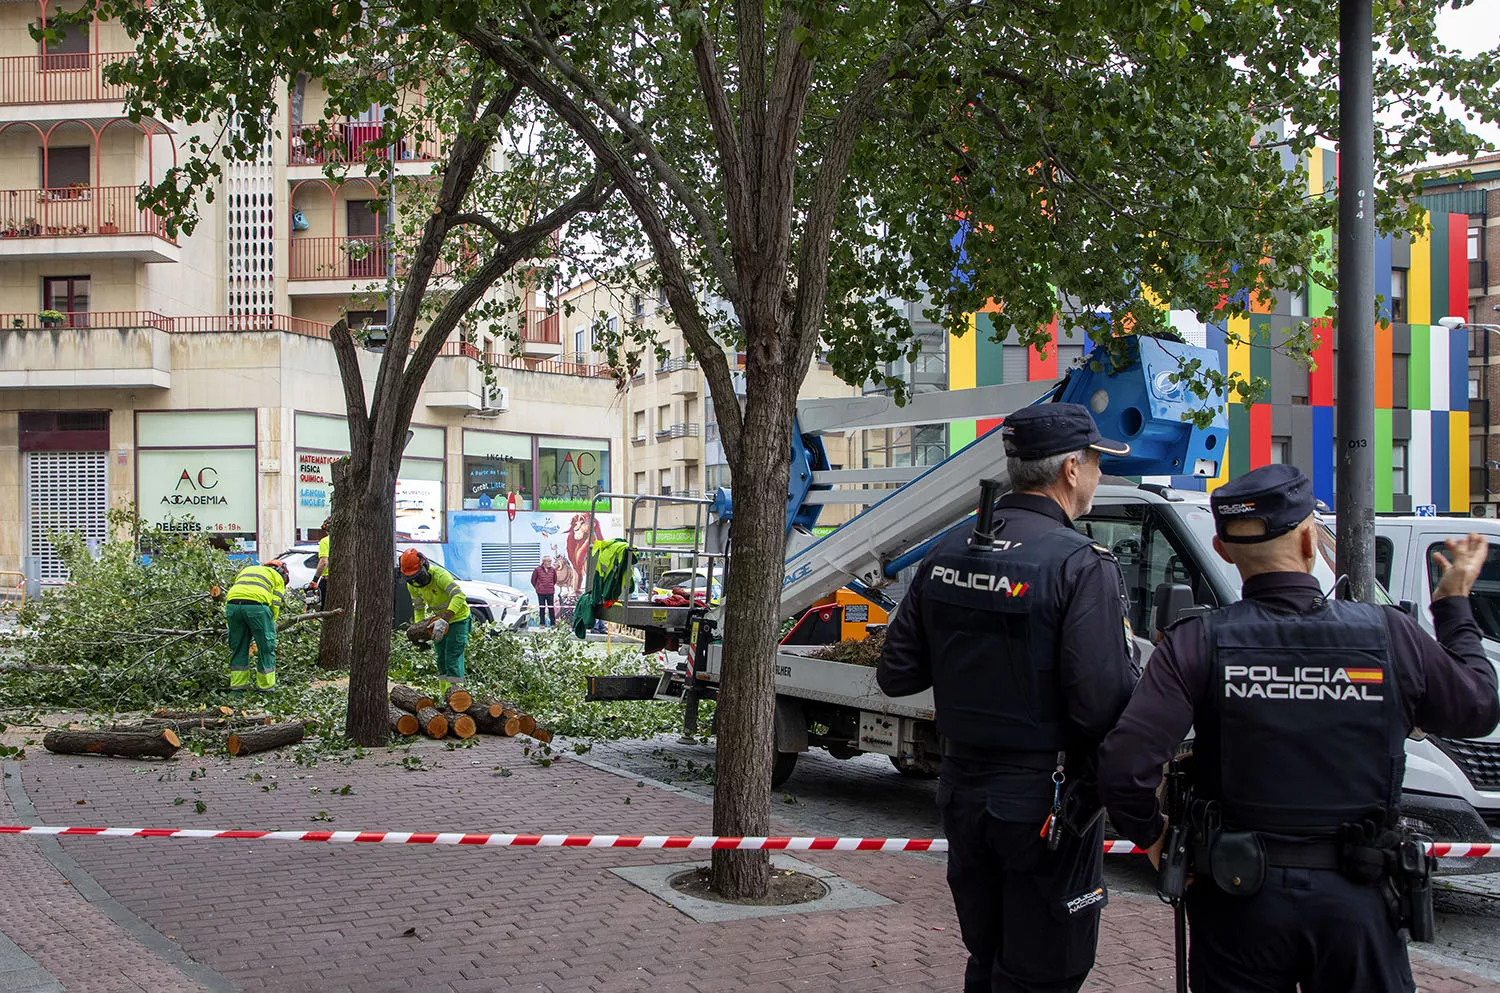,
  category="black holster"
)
[1338,820,1435,942]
